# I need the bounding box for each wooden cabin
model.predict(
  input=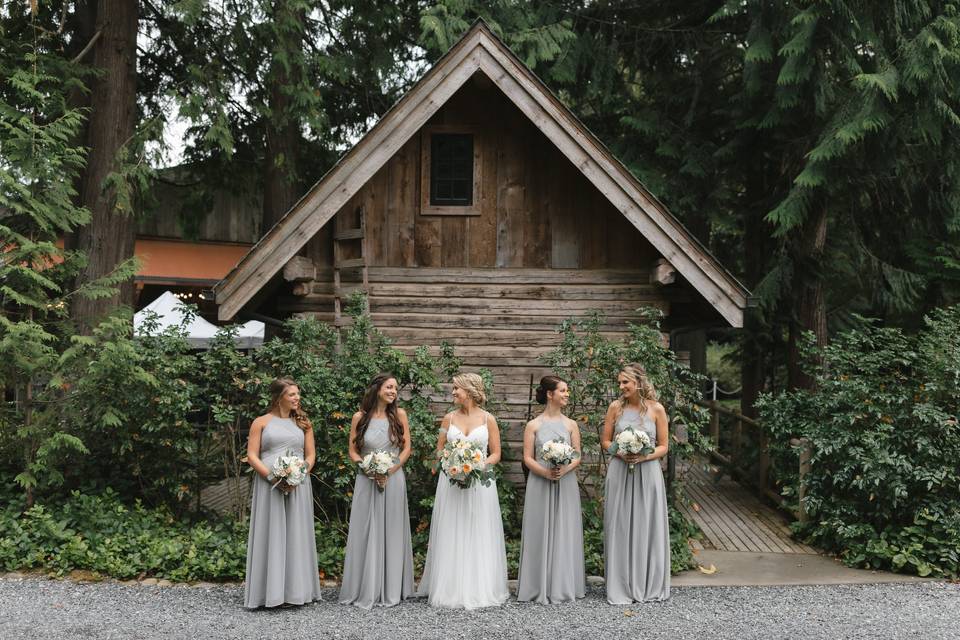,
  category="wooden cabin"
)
[214,21,749,479]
